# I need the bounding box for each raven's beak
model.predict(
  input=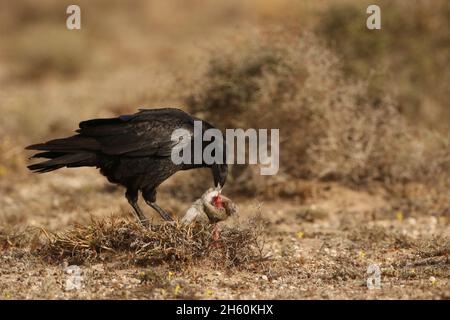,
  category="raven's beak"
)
[216,183,222,193]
